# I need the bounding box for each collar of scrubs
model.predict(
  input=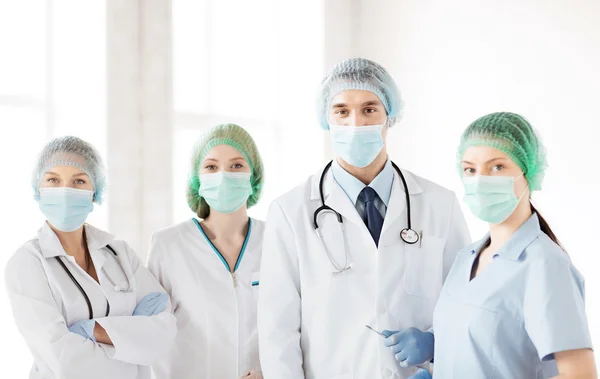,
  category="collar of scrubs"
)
[468,213,542,261]
[331,158,394,207]
[38,222,115,259]
[310,159,422,201]
[192,217,253,273]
